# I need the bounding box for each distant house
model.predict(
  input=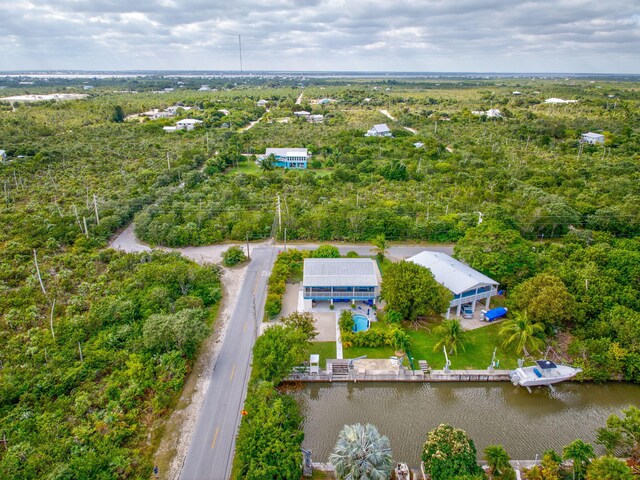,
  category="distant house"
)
[262,148,308,169]
[413,142,424,148]
[166,105,193,115]
[198,85,210,91]
[163,126,178,132]
[545,98,577,104]
[257,99,268,107]
[294,110,310,117]
[308,114,324,123]
[408,251,499,318]
[175,119,203,131]
[0,150,6,161]
[318,98,332,105]
[83,85,94,90]
[218,109,230,116]
[581,132,605,145]
[302,258,380,308]
[472,109,502,118]
[365,124,392,137]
